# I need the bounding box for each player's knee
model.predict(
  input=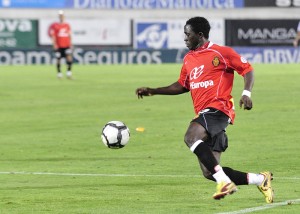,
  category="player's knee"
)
[184,132,207,148]
[184,133,194,148]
